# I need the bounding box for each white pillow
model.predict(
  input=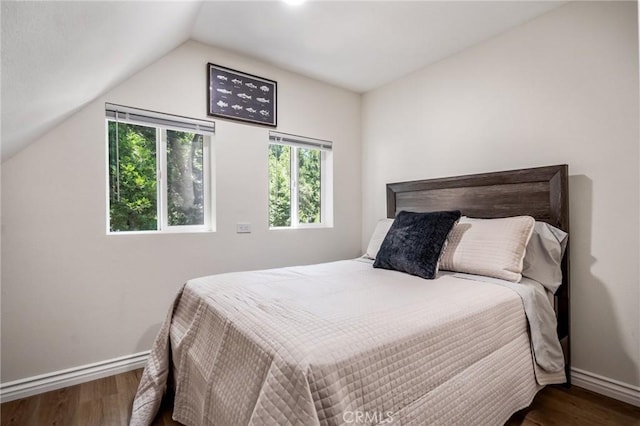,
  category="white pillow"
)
[364,218,394,259]
[440,216,535,282]
[522,222,568,293]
